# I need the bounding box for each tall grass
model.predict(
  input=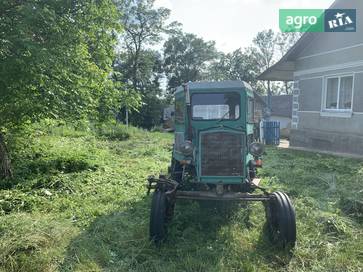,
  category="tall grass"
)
[0,122,362,271]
